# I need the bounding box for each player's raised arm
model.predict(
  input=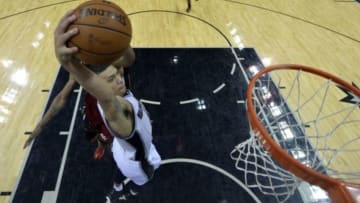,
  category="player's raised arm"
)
[23,77,77,149]
[54,11,133,138]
